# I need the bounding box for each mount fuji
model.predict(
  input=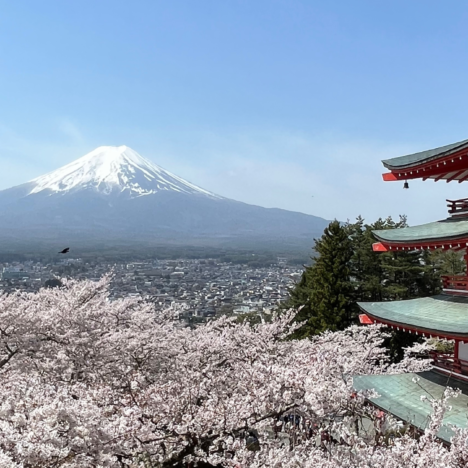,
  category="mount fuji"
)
[0,146,330,251]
